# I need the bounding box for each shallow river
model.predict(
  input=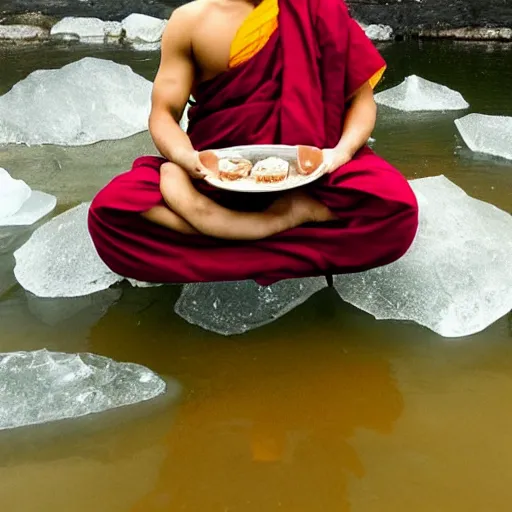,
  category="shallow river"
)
[0,39,511,512]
